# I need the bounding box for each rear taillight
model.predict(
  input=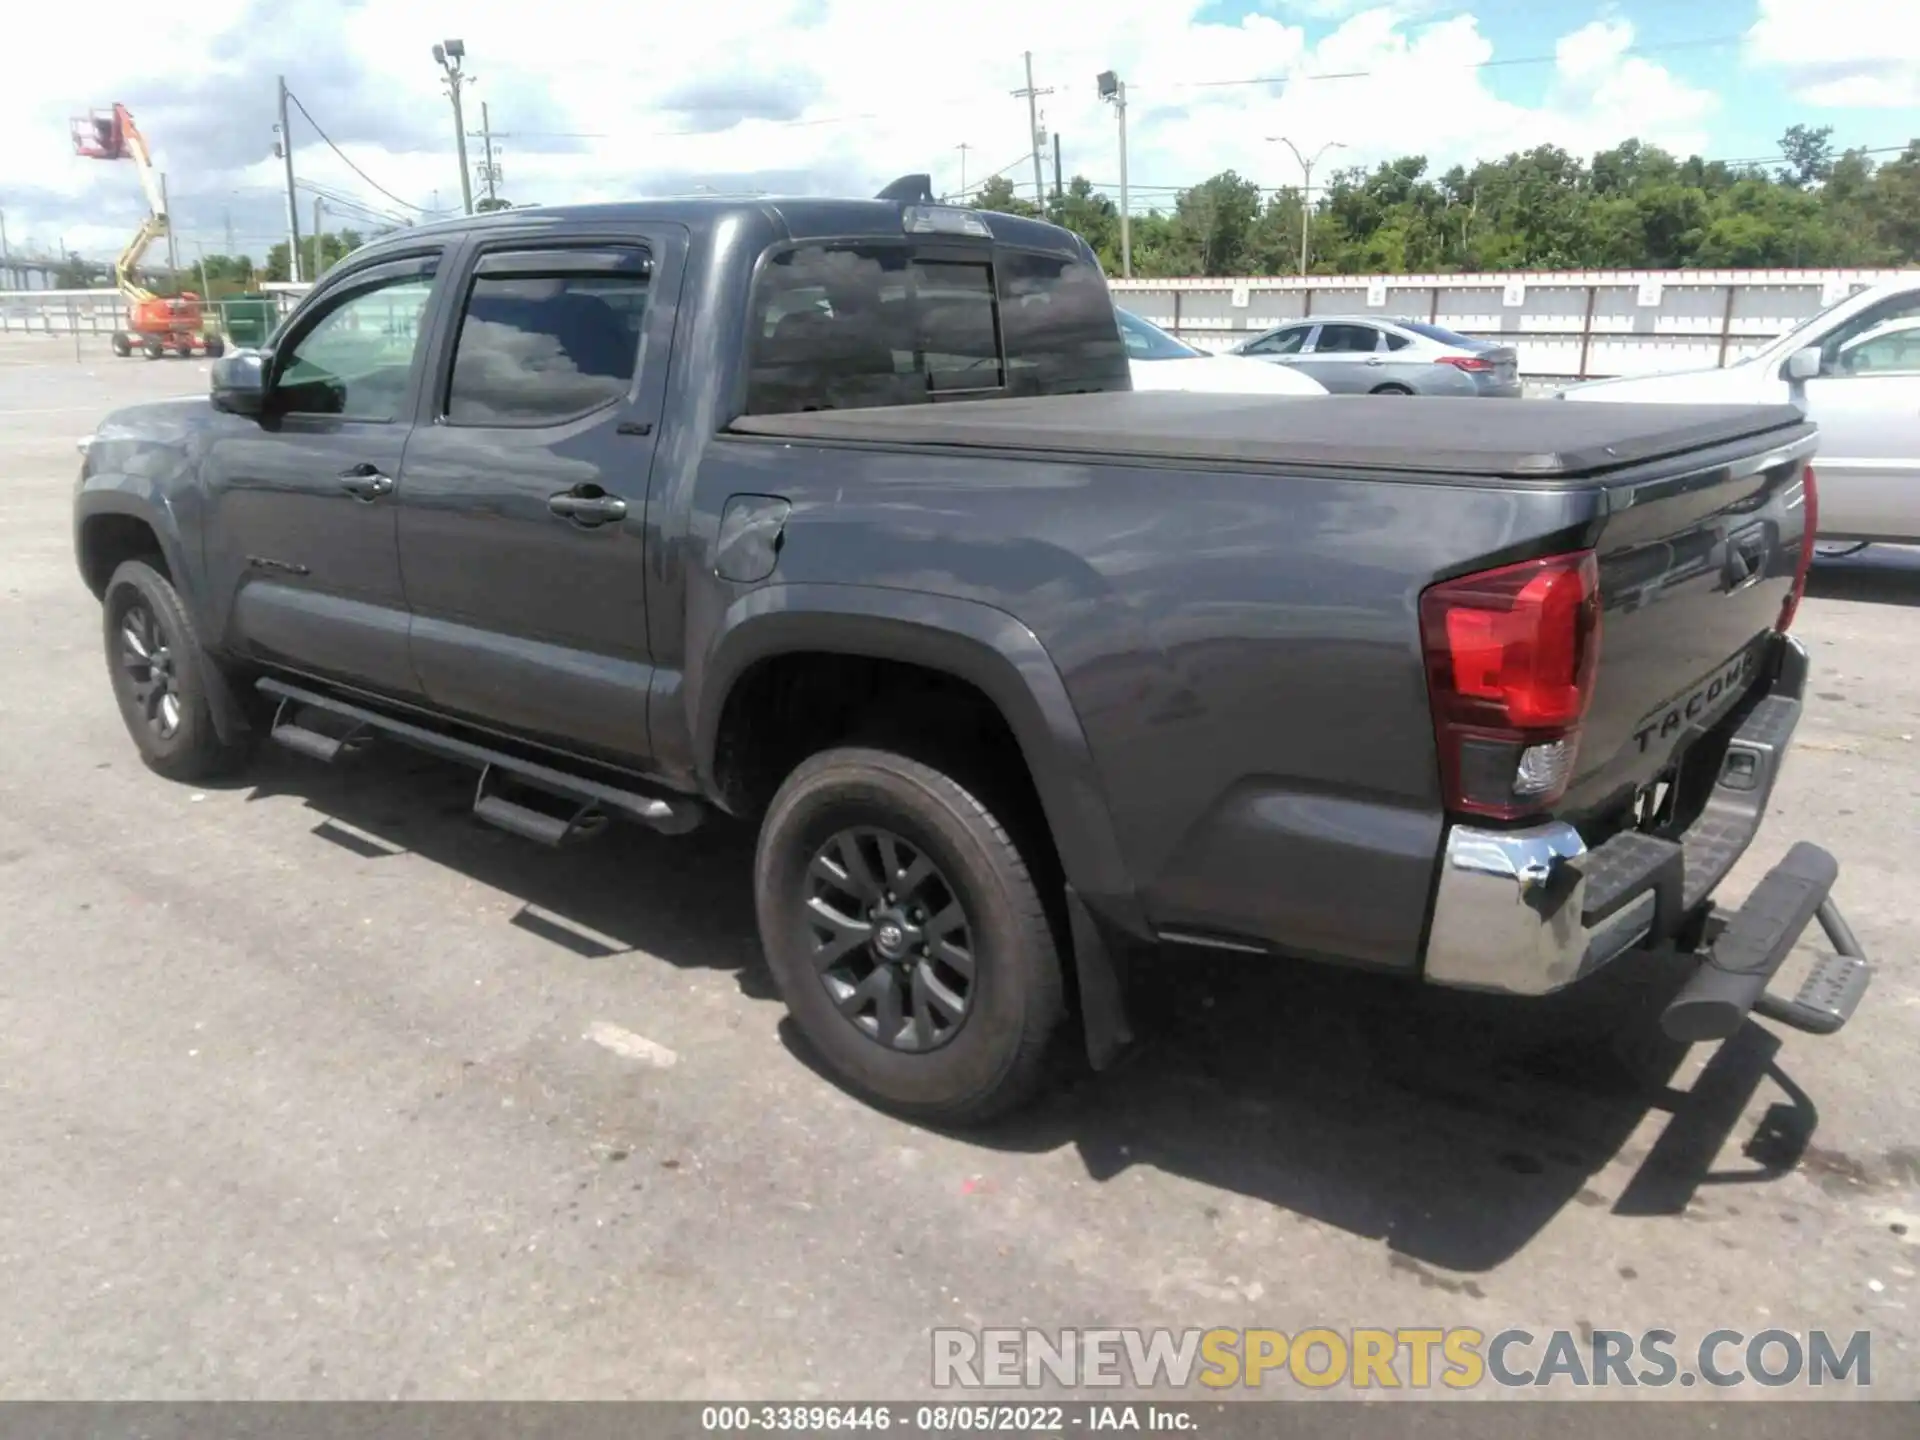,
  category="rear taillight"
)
[1420,551,1602,819]
[1777,464,1818,633]
[1434,354,1494,372]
